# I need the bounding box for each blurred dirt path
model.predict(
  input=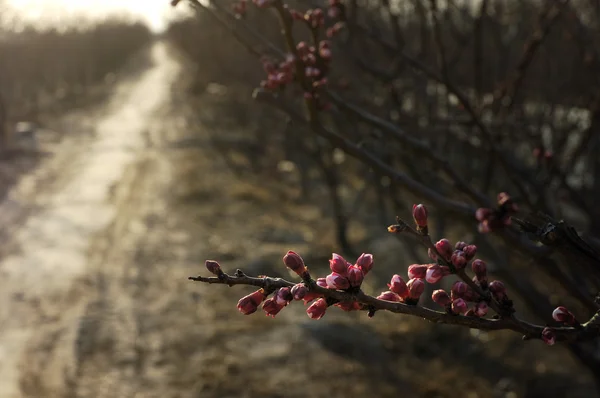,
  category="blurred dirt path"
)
[0,41,180,398]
